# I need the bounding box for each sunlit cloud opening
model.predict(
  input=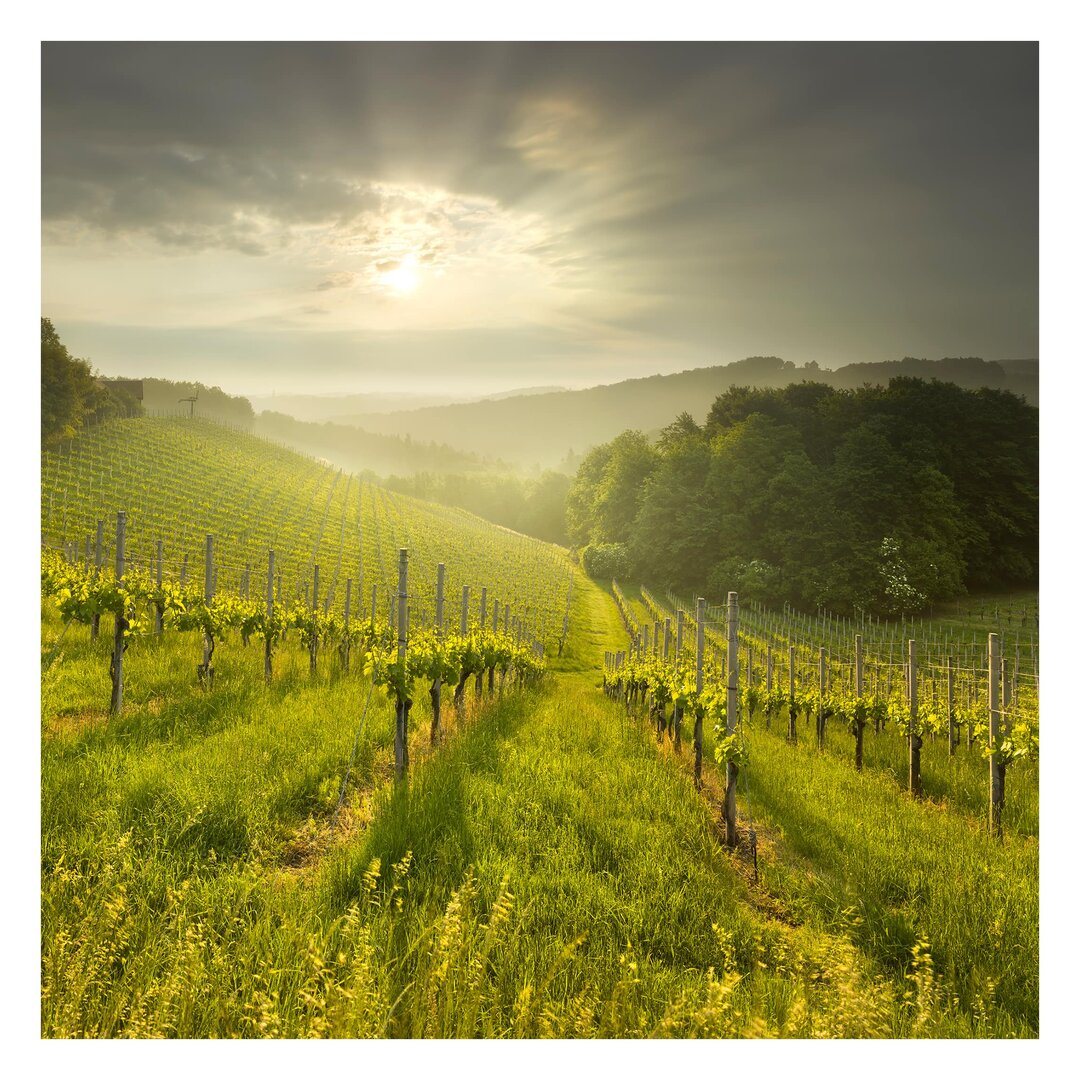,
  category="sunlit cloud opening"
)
[379,254,421,295]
